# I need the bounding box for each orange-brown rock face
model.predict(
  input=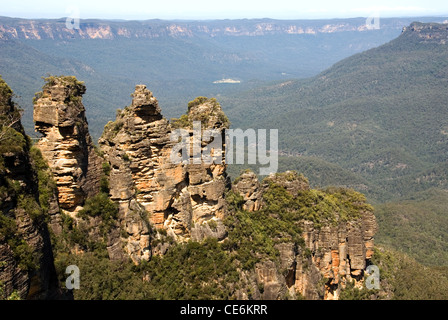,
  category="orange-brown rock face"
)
[231,170,263,212]
[99,85,229,262]
[33,76,102,212]
[32,76,127,263]
[298,210,378,300]
[232,170,378,300]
